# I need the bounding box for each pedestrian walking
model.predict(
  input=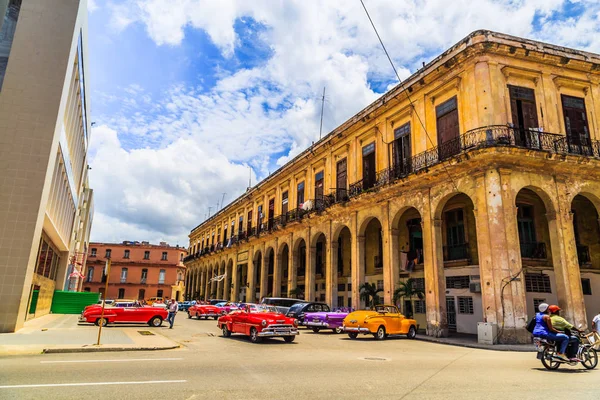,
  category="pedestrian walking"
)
[167,299,178,329]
